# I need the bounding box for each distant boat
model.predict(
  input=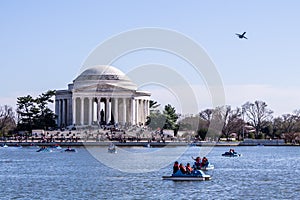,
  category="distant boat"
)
[36,147,52,152]
[108,143,117,153]
[64,147,77,152]
[222,151,241,157]
[56,146,63,150]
